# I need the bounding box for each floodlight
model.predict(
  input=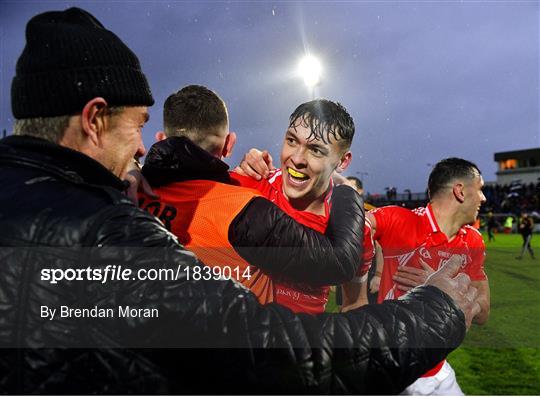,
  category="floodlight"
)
[298,55,322,88]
